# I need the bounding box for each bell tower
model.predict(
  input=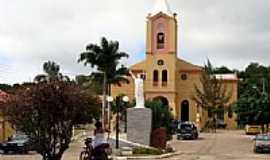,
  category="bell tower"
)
[143,0,178,103]
[146,0,178,55]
